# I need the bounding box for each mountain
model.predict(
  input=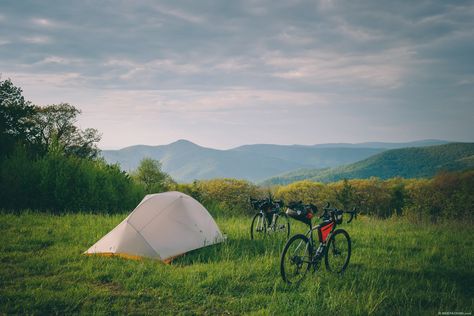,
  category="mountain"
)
[230,144,384,168]
[100,139,412,182]
[101,139,457,183]
[103,140,306,182]
[307,139,450,149]
[262,143,474,185]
